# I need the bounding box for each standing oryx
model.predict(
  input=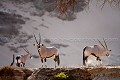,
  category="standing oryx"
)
[83,39,111,66]
[10,48,33,67]
[33,33,60,68]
